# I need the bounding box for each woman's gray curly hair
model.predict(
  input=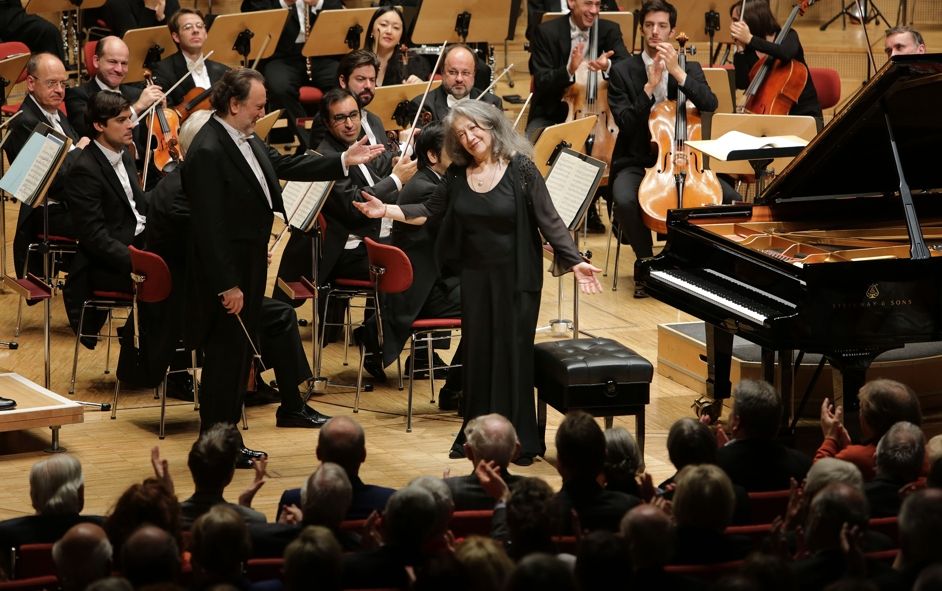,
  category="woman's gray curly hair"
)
[442,99,533,167]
